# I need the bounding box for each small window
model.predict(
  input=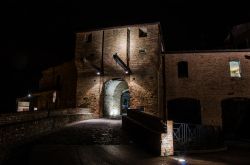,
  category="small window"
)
[229,60,241,77]
[86,33,92,43]
[139,48,146,54]
[113,29,118,35]
[178,61,188,78]
[139,27,147,37]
